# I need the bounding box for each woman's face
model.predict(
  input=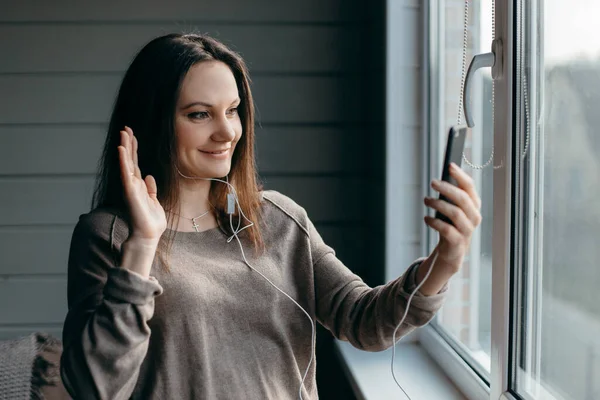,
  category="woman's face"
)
[175,60,242,179]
